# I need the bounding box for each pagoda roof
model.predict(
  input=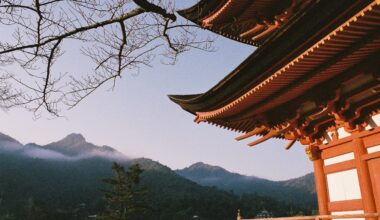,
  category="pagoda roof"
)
[178,0,311,46]
[170,0,380,147]
[171,0,373,114]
